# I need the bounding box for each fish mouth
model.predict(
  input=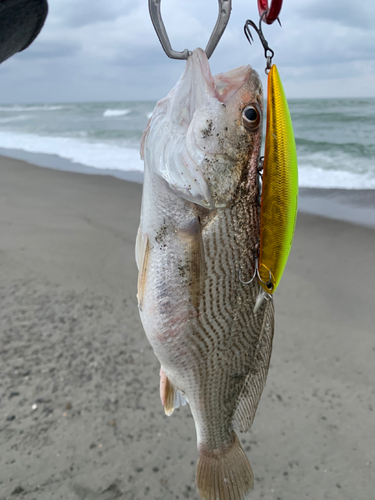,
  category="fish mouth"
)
[187,48,252,107]
[177,48,253,120]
